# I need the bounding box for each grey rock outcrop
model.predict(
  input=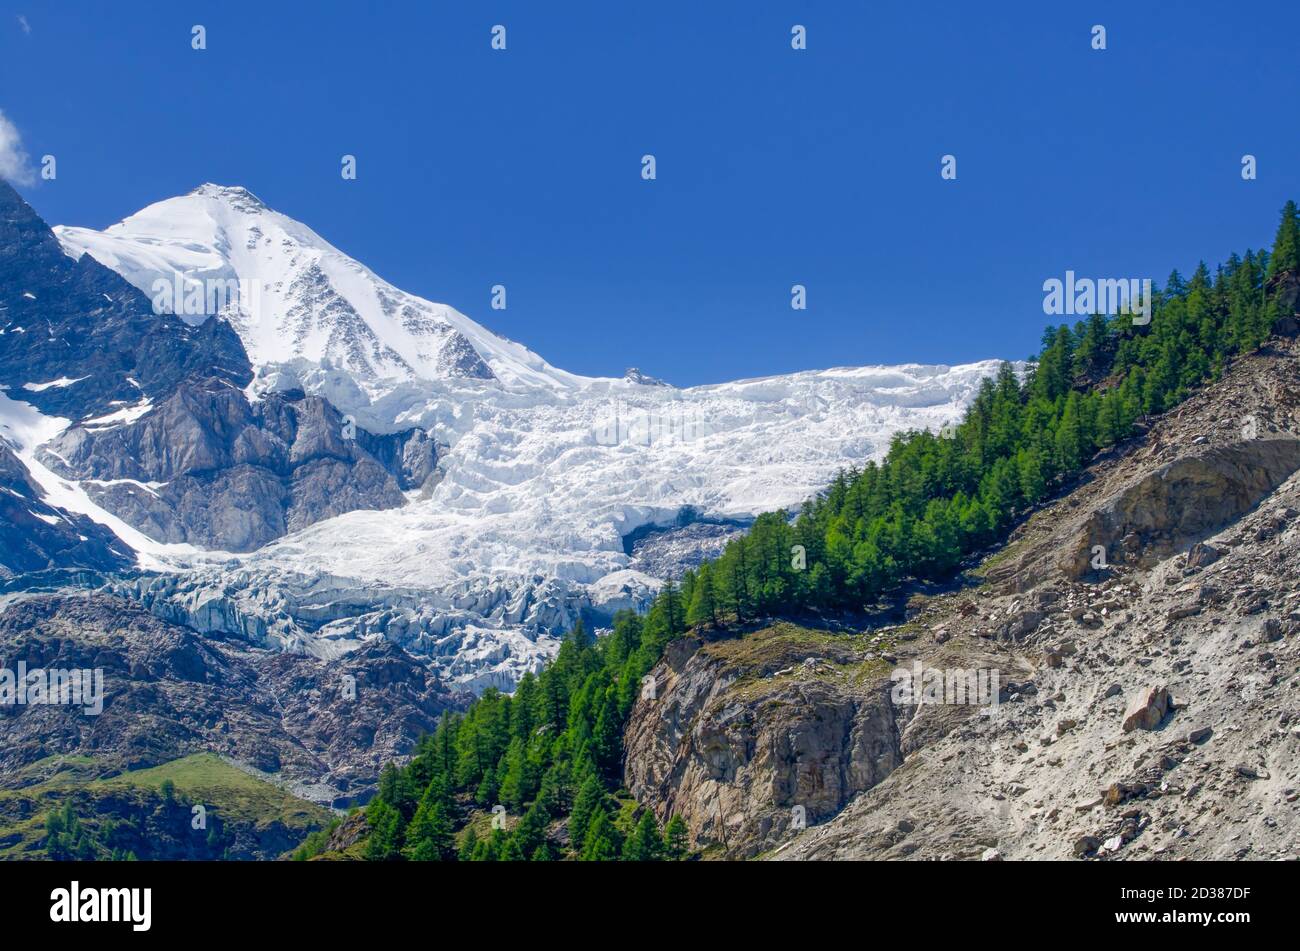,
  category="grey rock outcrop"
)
[1060,440,1300,579]
[37,384,438,552]
[624,623,902,858]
